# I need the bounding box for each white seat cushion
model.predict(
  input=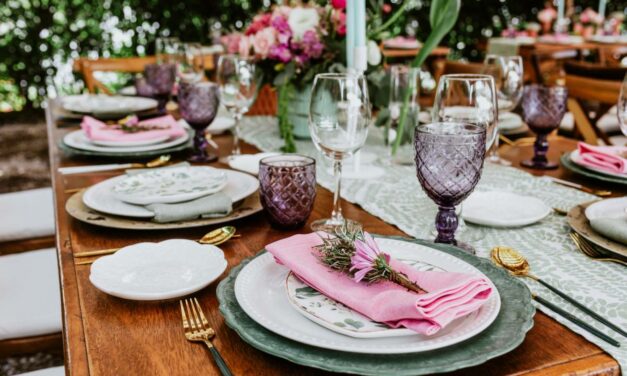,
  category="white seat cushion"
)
[0,188,55,242]
[0,248,61,340]
[17,366,65,376]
